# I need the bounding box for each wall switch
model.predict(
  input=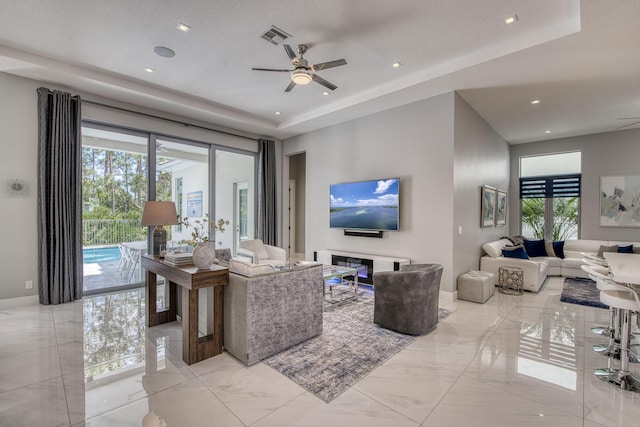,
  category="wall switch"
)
[26,280,33,289]
[458,226,463,235]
